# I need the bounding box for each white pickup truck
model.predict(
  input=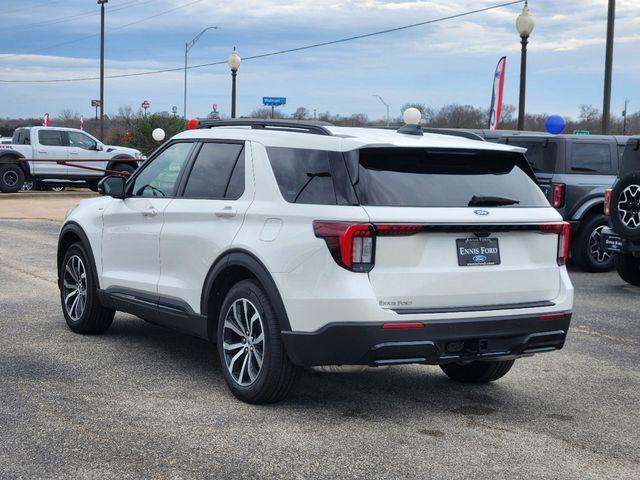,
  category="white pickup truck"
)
[0,126,145,193]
